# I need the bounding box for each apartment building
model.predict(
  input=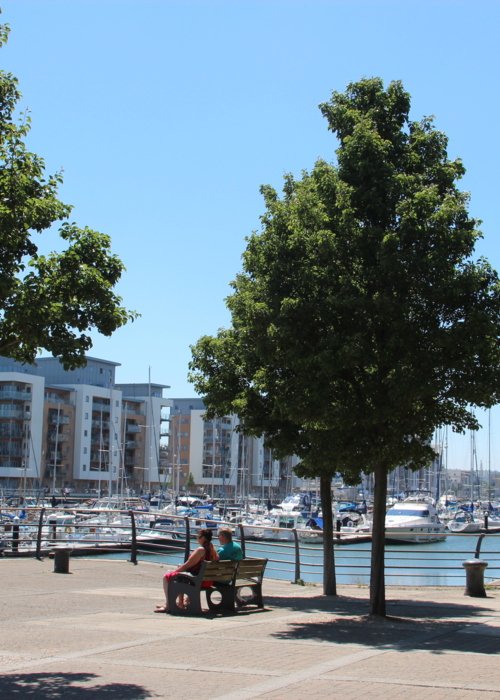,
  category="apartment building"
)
[167,398,303,499]
[0,357,170,494]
